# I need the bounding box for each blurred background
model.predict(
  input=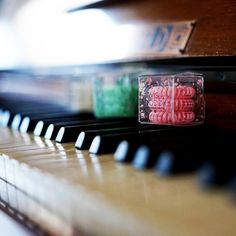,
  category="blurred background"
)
[0,0,139,69]
[0,0,123,111]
